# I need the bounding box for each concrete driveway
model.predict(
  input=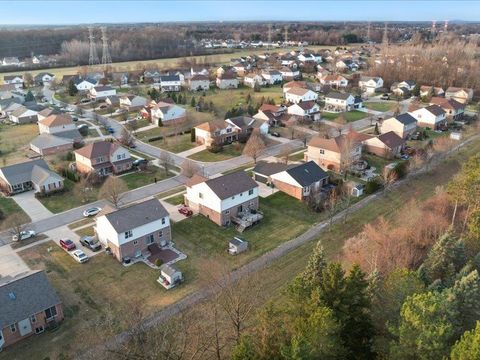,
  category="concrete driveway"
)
[13,191,53,222]
[160,200,189,223]
[44,225,102,258]
[0,245,30,278]
[257,181,278,198]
